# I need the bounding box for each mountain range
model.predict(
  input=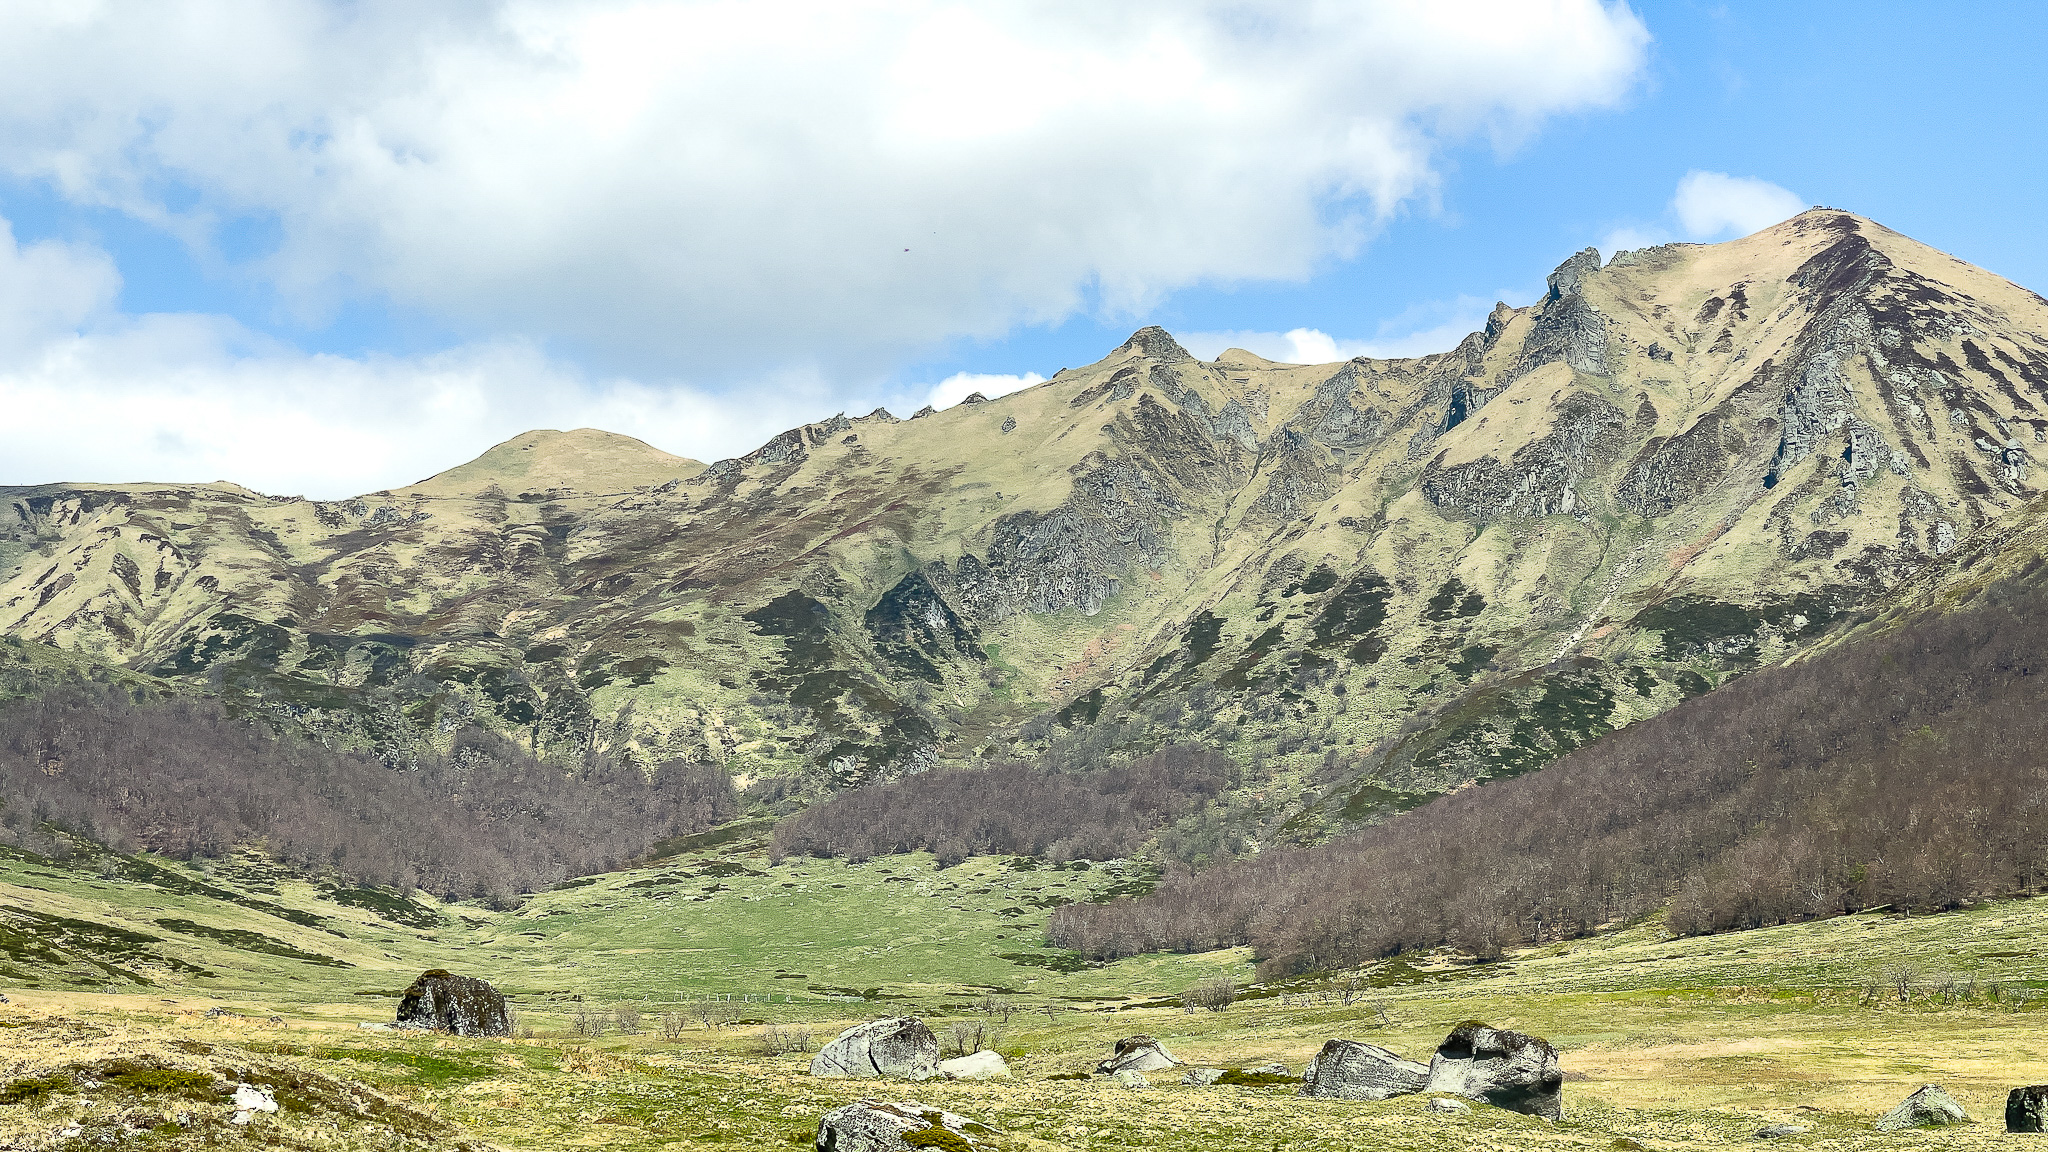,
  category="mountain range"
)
[5,208,2046,846]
